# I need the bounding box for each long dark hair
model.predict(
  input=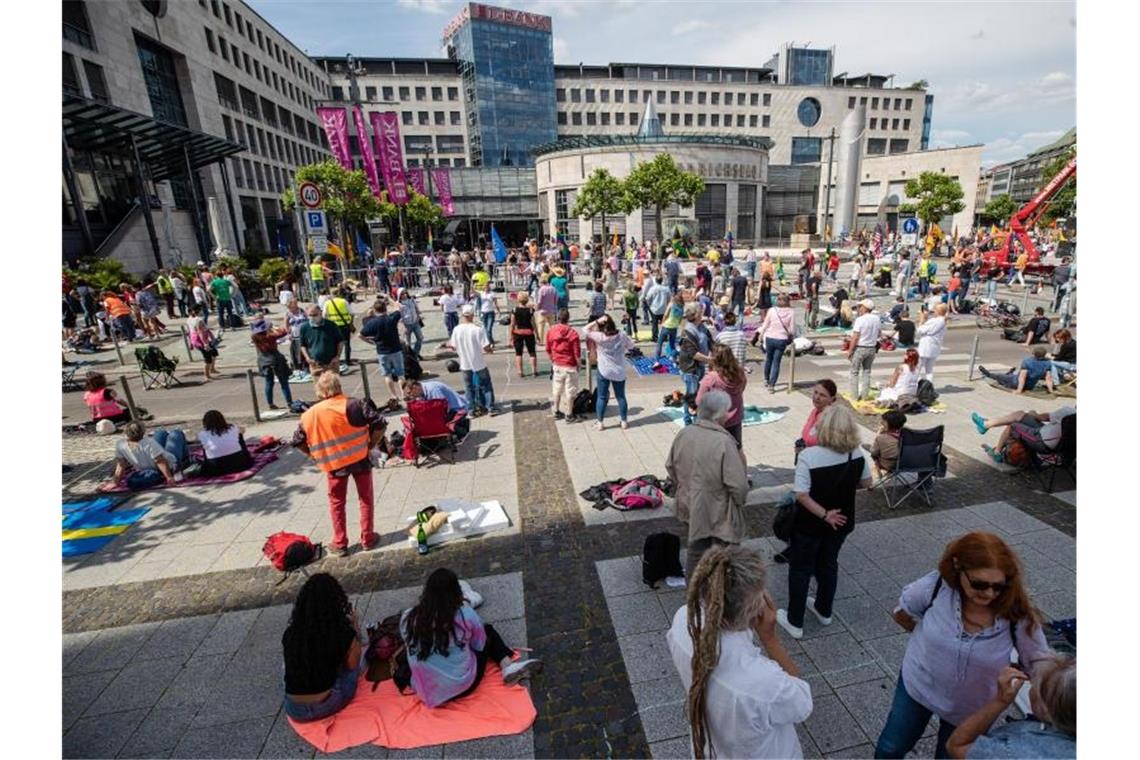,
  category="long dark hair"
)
[202,409,232,437]
[406,568,465,661]
[283,573,355,675]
